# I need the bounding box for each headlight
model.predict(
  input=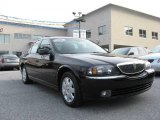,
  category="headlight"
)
[145,61,151,70]
[87,64,120,76]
